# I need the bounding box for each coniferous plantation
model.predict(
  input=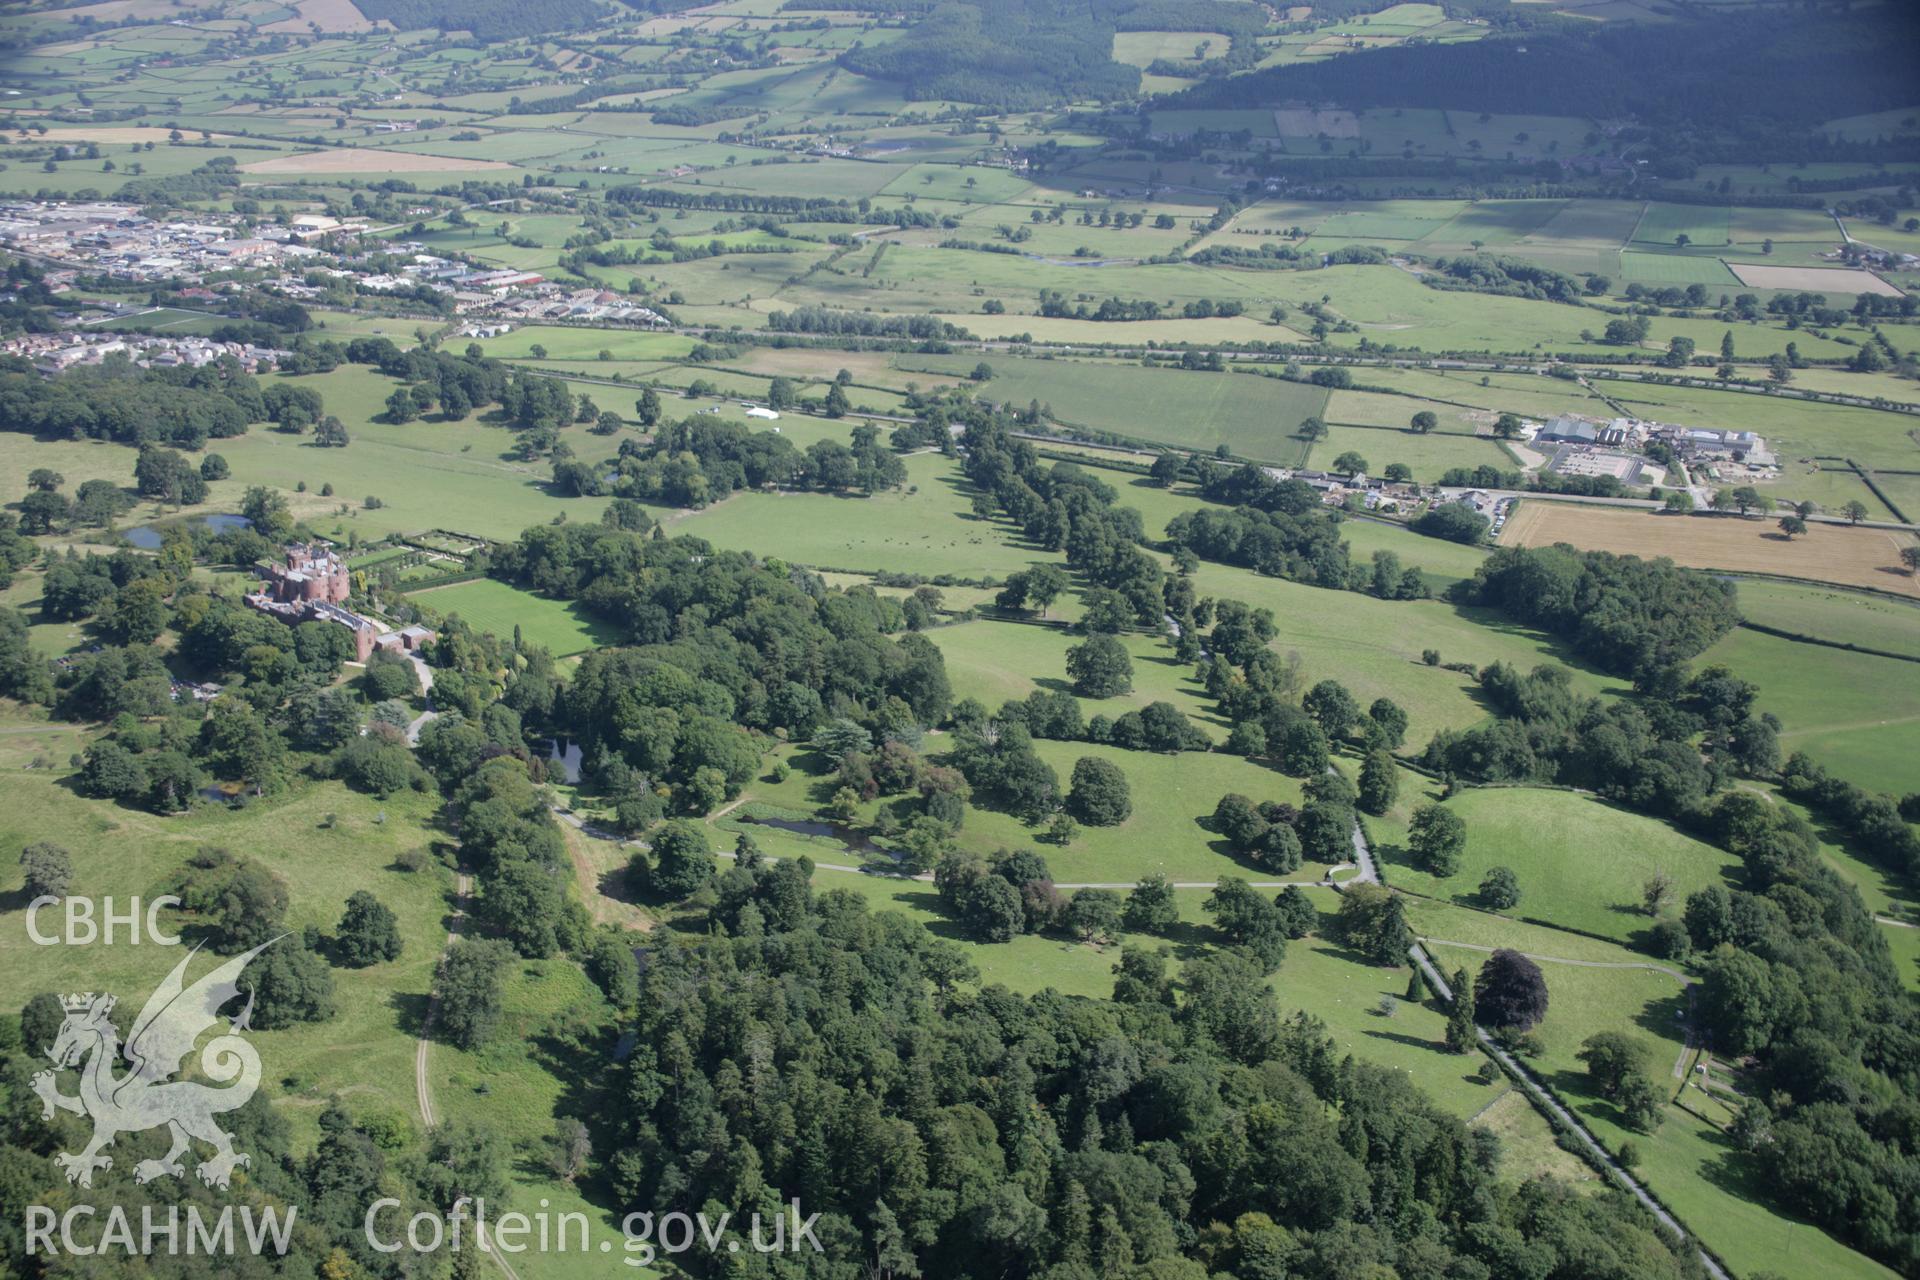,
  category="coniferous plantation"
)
[0,0,1919,1278]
